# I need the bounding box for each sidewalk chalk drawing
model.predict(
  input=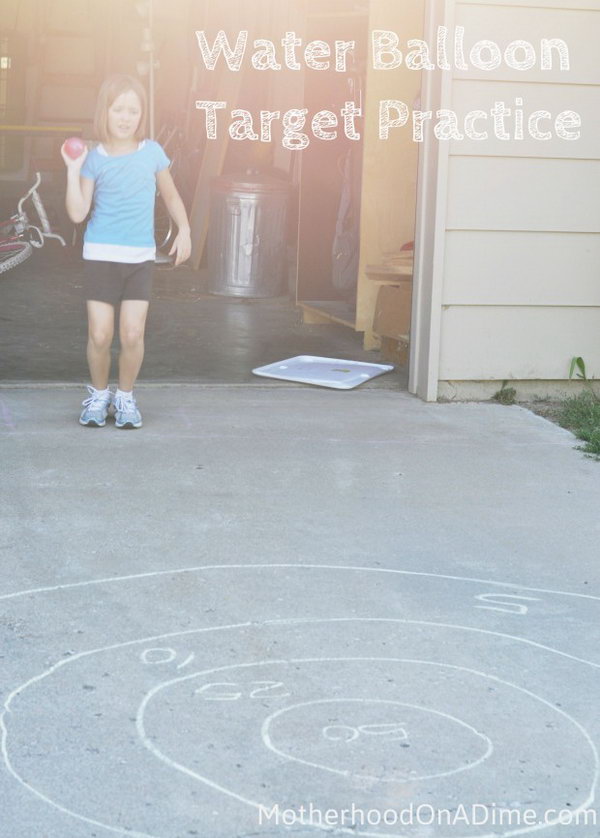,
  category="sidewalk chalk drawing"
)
[1,564,598,837]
